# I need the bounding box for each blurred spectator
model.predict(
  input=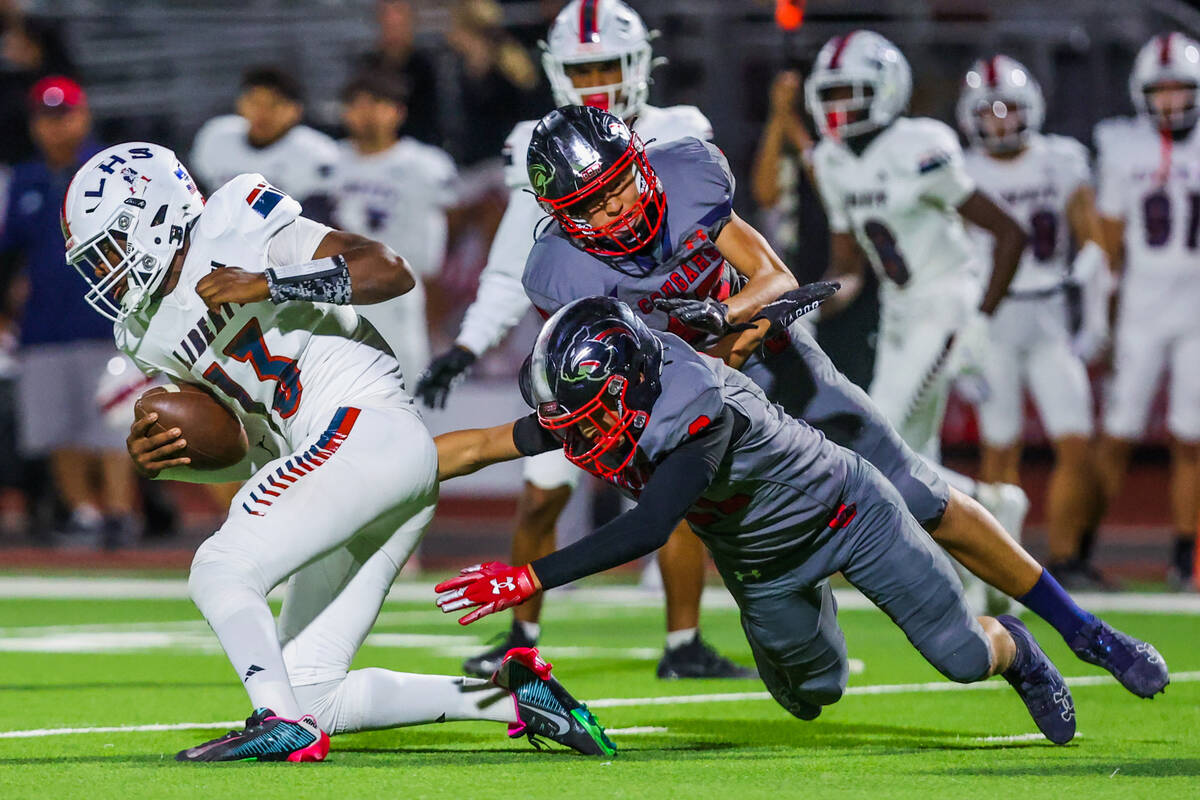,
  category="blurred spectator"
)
[0,77,138,548]
[0,8,76,164]
[355,0,443,148]
[189,65,337,200]
[319,72,458,385]
[749,69,879,389]
[445,0,543,169]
